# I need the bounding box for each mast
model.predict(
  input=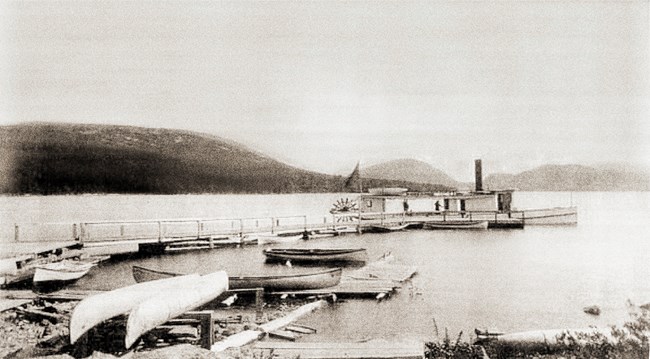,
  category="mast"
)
[358,161,362,193]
